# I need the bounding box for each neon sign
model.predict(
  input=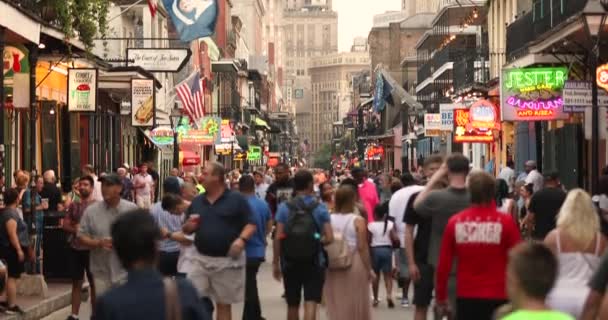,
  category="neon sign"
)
[597,63,608,92]
[453,101,499,143]
[501,67,570,121]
